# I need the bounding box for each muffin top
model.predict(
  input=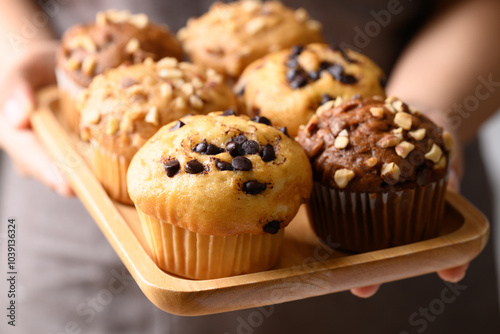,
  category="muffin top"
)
[235,43,386,137]
[178,0,324,78]
[57,10,182,87]
[79,58,237,159]
[127,113,313,236]
[297,96,452,193]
